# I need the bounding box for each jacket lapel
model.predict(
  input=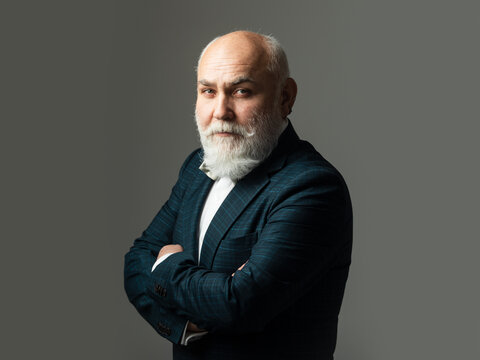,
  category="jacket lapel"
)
[183,164,214,262]
[198,170,270,268]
